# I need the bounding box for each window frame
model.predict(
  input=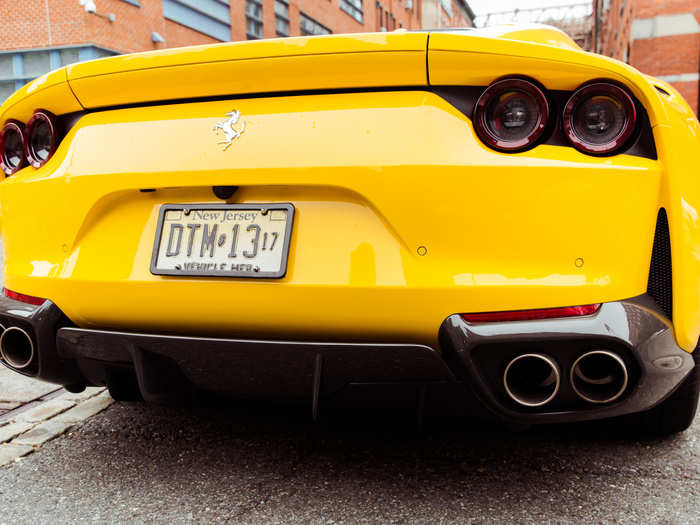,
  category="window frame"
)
[245,0,264,40]
[299,12,332,36]
[339,0,364,24]
[274,0,290,37]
